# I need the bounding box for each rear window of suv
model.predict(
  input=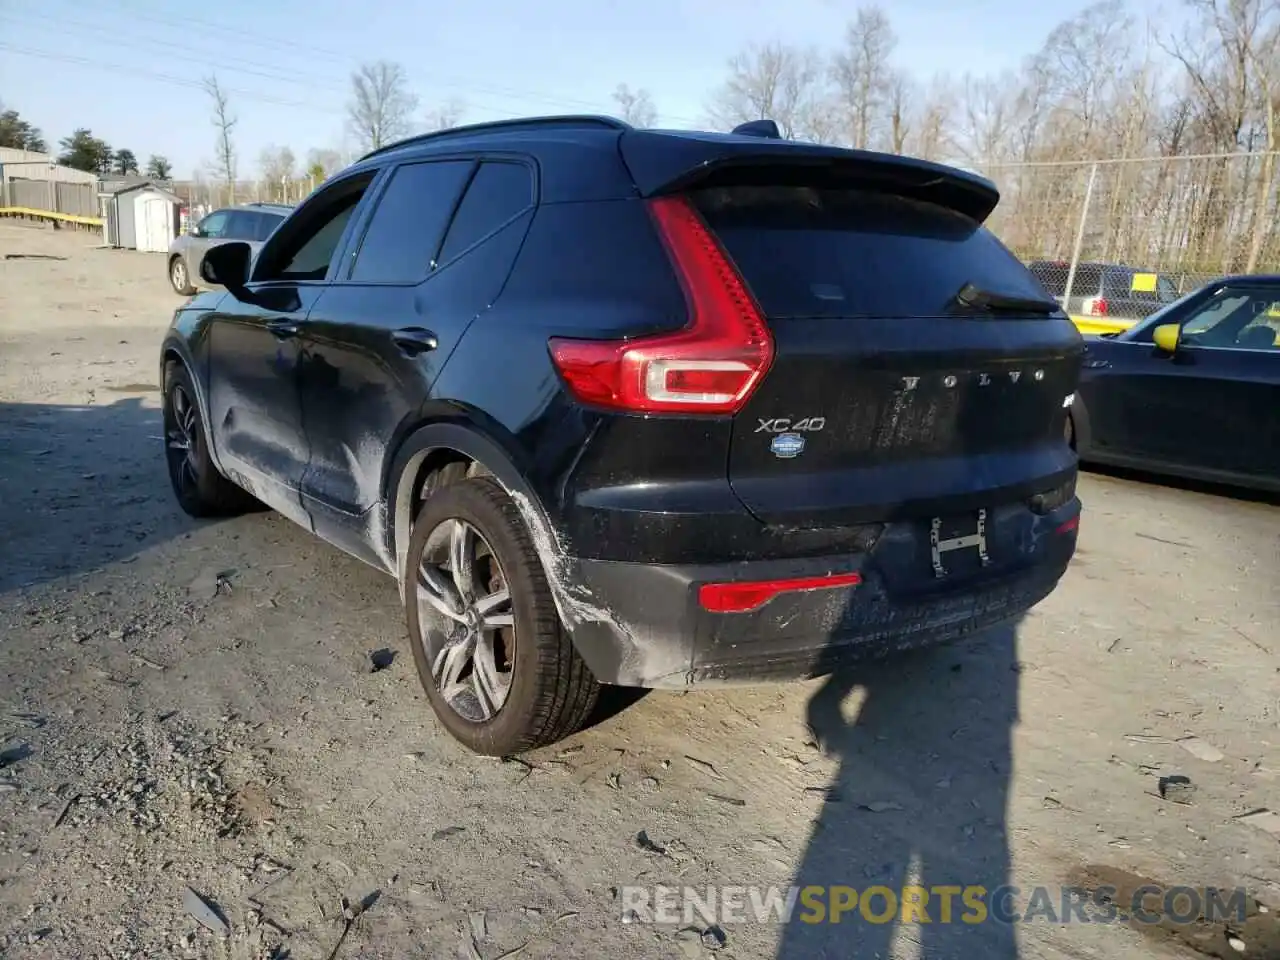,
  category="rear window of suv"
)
[691,185,1047,319]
